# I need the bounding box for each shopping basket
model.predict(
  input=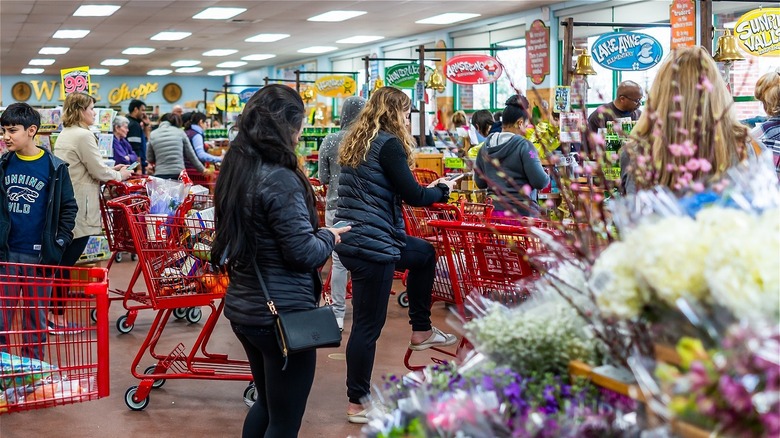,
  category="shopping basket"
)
[0,263,109,414]
[411,168,440,186]
[107,194,252,411]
